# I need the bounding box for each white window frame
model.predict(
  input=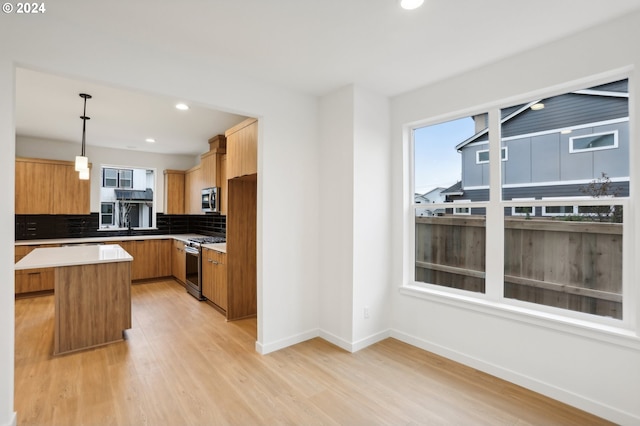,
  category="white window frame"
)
[569,130,618,153]
[406,73,635,341]
[100,202,115,226]
[98,165,158,231]
[510,198,535,216]
[102,167,134,189]
[476,146,507,164]
[452,200,471,215]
